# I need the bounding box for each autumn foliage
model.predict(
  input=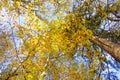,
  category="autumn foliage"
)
[0,0,120,80]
